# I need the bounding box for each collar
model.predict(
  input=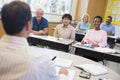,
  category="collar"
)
[0,35,29,46]
[61,24,70,28]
